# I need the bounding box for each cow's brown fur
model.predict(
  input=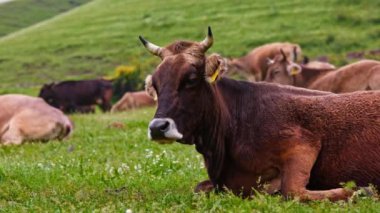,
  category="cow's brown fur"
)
[0,94,73,145]
[111,91,156,113]
[227,42,302,81]
[141,29,380,201]
[266,57,380,92]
